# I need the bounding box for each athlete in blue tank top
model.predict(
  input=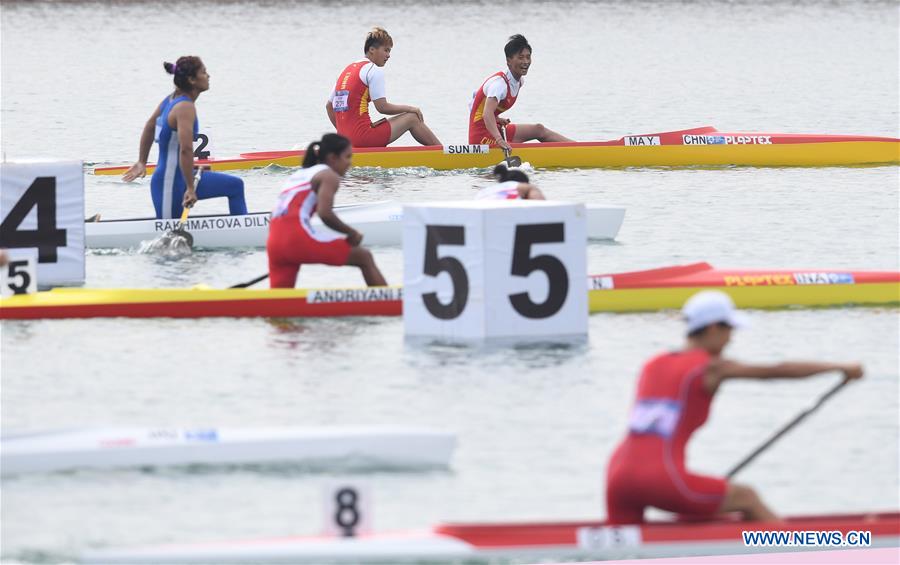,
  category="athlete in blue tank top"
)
[122,56,248,219]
